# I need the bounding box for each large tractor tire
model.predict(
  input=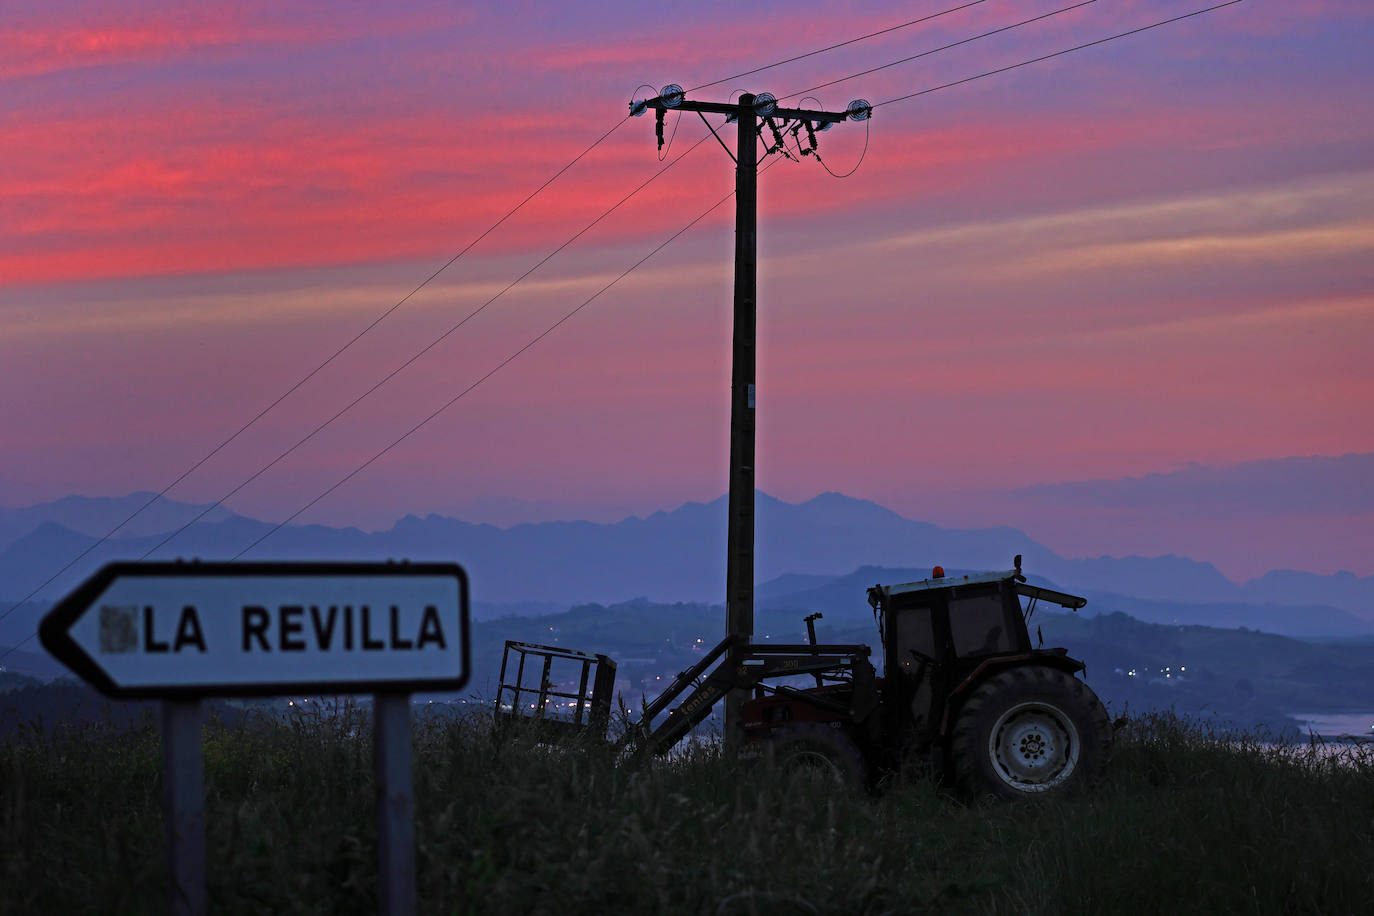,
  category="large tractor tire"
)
[950,665,1111,800]
[767,723,869,792]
